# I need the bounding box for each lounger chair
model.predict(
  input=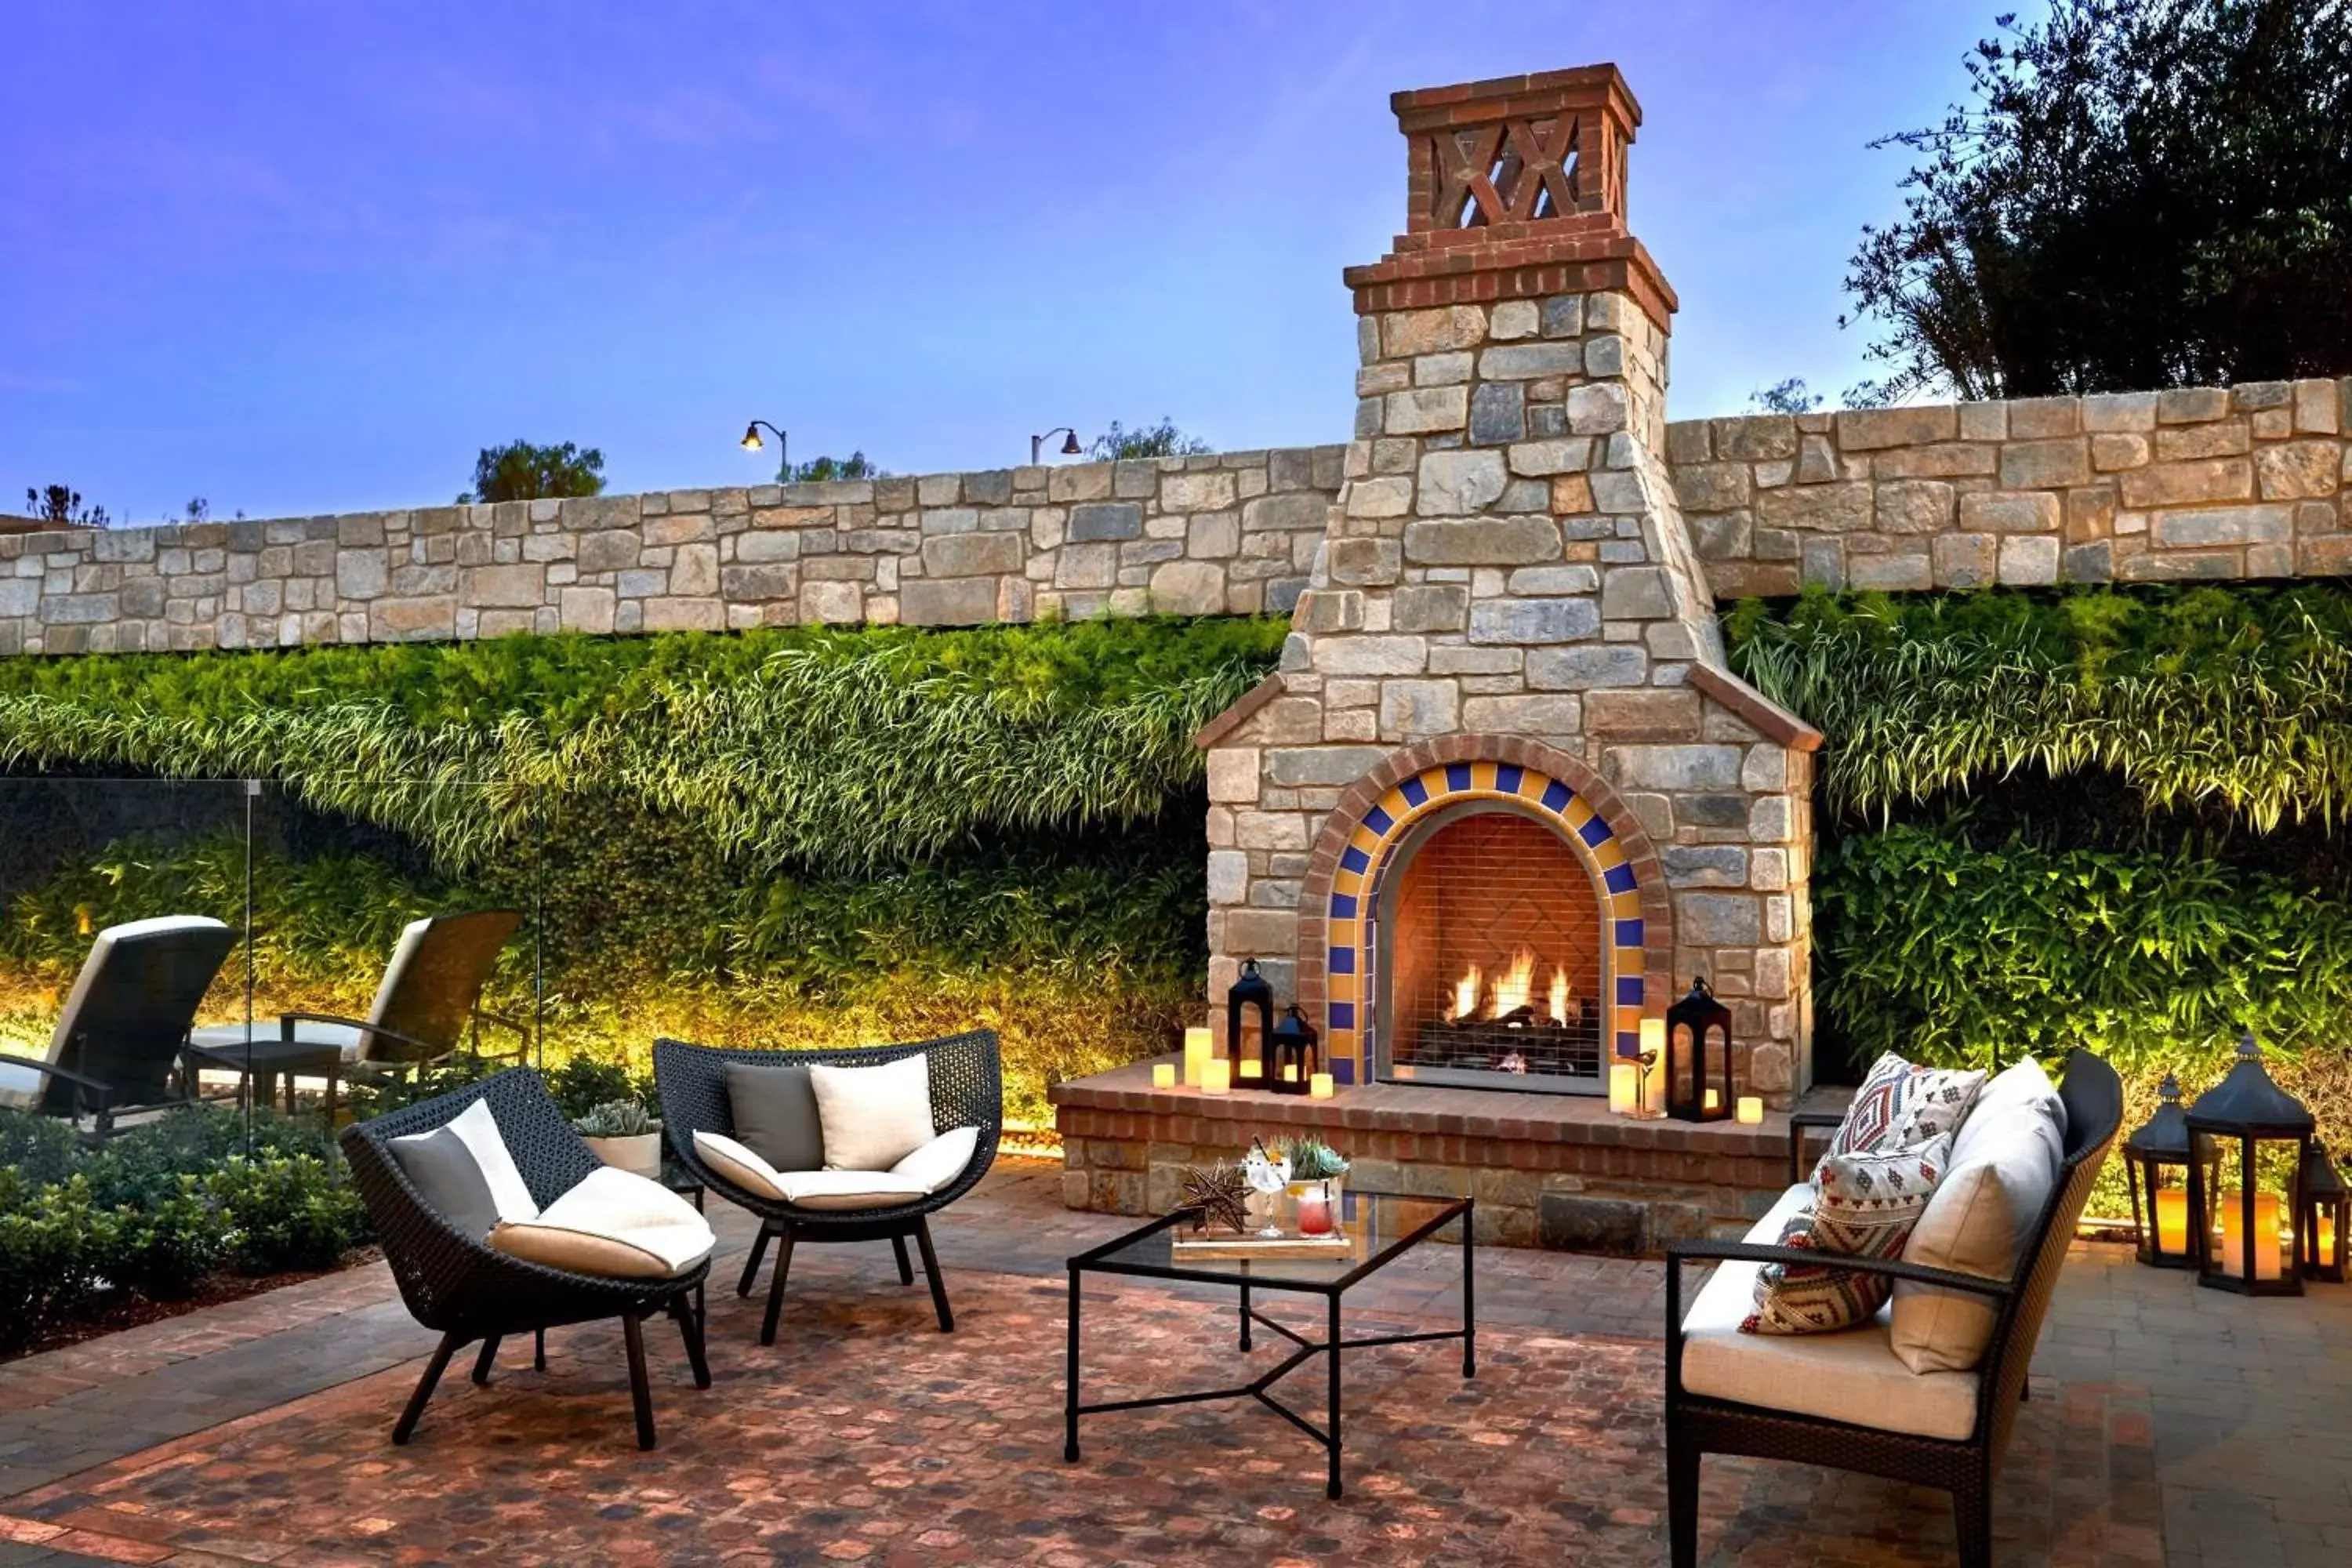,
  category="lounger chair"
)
[0,914,236,1139]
